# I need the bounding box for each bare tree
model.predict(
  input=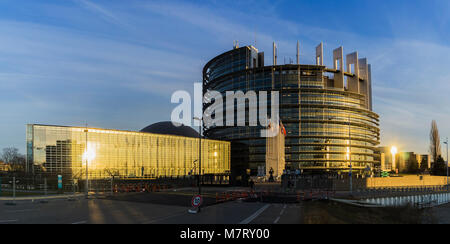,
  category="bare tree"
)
[430,120,442,163]
[1,147,20,164]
